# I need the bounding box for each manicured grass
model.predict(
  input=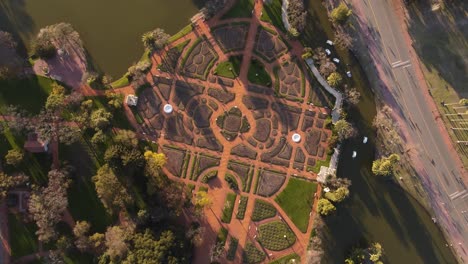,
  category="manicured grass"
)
[222,0,254,19]
[269,253,300,264]
[226,237,239,261]
[257,221,296,251]
[248,59,272,86]
[221,192,237,223]
[0,76,55,114]
[8,213,38,259]
[168,24,193,43]
[252,199,277,221]
[236,196,249,219]
[307,153,332,173]
[260,0,286,33]
[214,56,242,79]
[110,74,130,88]
[275,178,317,233]
[243,242,266,264]
[217,226,228,246]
